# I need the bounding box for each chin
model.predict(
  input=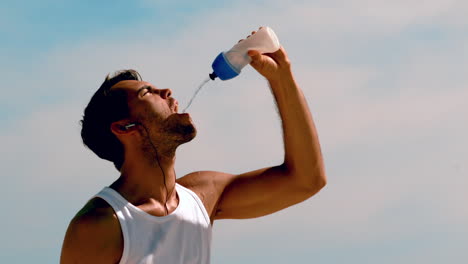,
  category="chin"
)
[164,113,197,144]
[172,122,197,145]
[181,124,197,143]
